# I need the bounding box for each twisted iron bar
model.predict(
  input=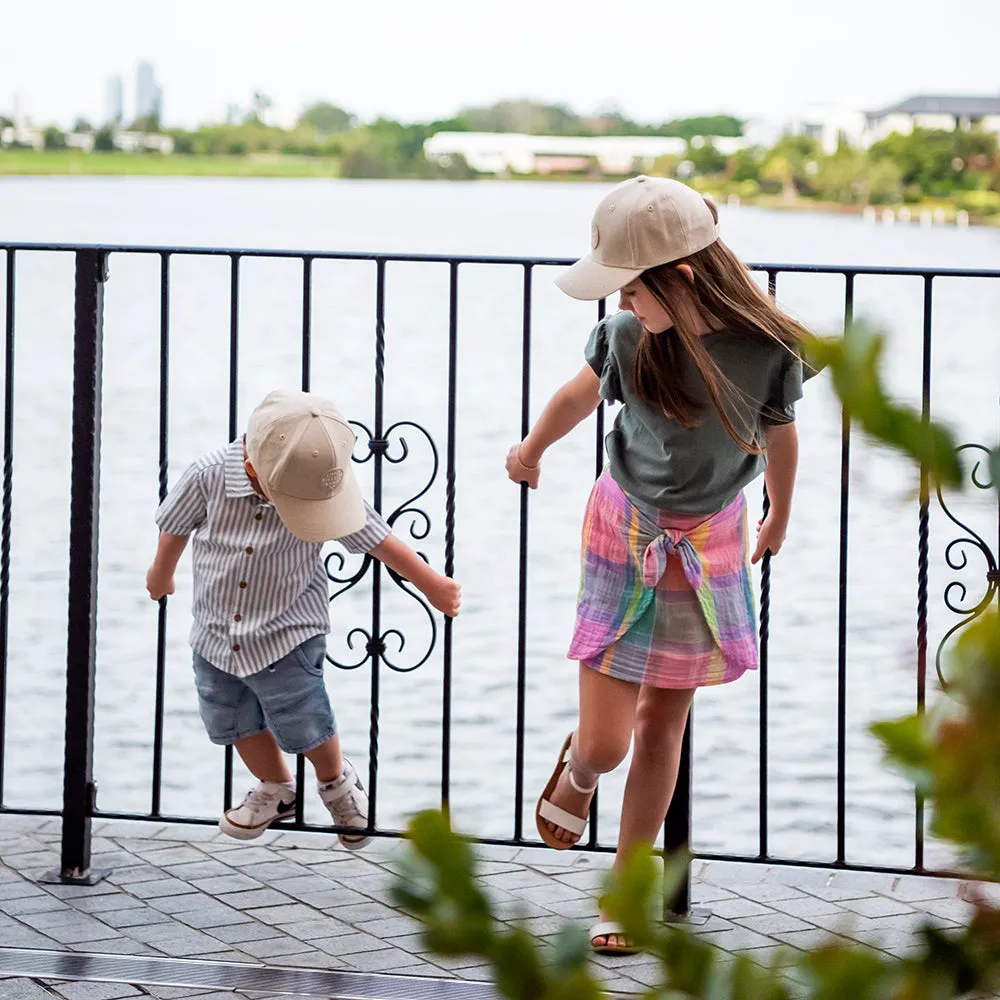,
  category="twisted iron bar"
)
[935,444,998,688]
[324,419,440,673]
